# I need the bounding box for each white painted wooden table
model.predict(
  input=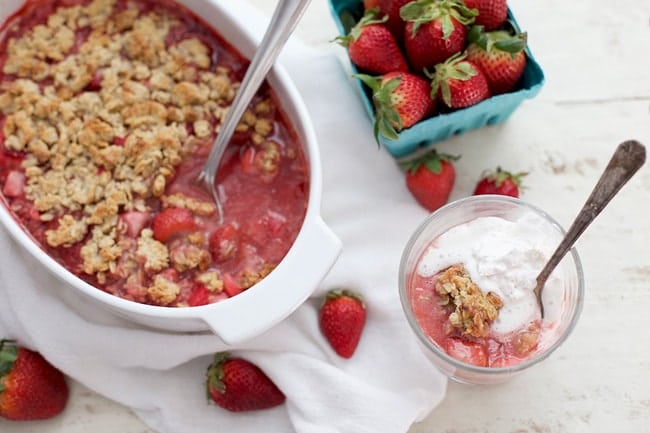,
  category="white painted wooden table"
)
[2,0,650,432]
